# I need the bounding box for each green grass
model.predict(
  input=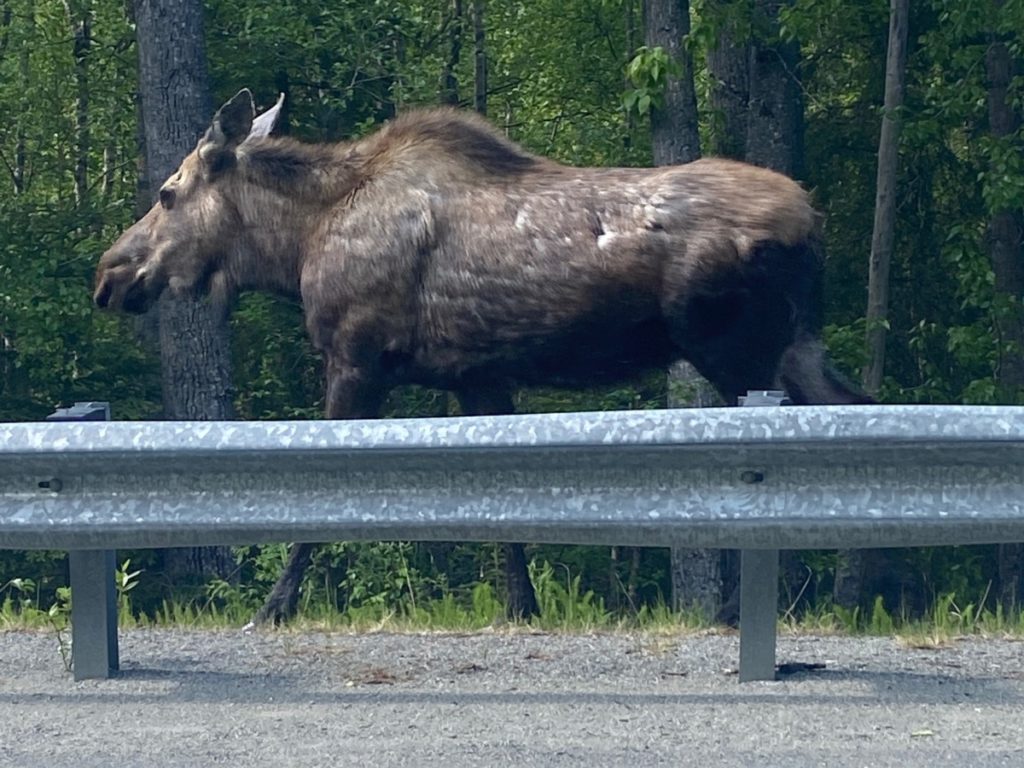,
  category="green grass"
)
[779,589,1024,645]
[5,567,1024,643]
